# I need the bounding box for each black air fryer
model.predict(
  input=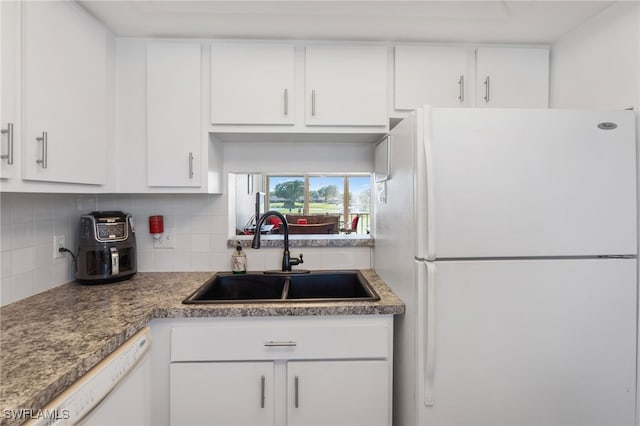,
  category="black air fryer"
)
[76,211,137,284]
